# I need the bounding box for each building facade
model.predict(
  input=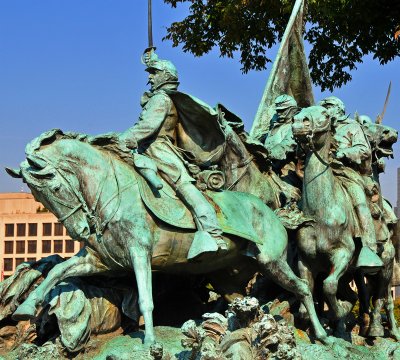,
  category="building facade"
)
[0,193,81,279]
